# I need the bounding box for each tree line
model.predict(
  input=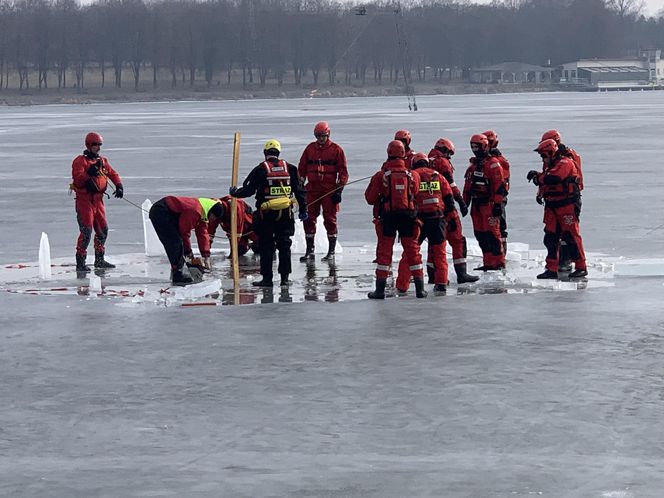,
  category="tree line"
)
[0,0,663,92]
